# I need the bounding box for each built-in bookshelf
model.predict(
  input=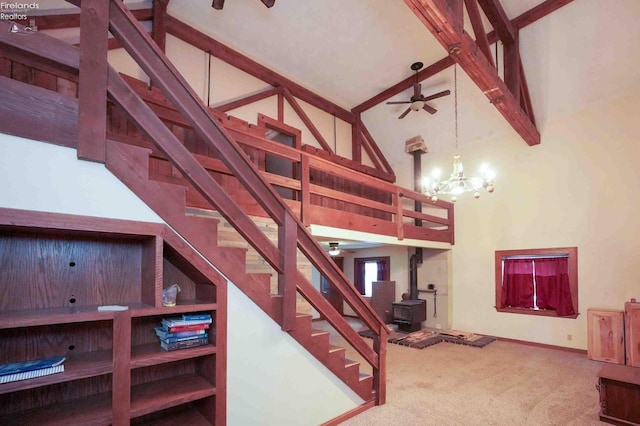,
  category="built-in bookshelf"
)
[0,208,226,425]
